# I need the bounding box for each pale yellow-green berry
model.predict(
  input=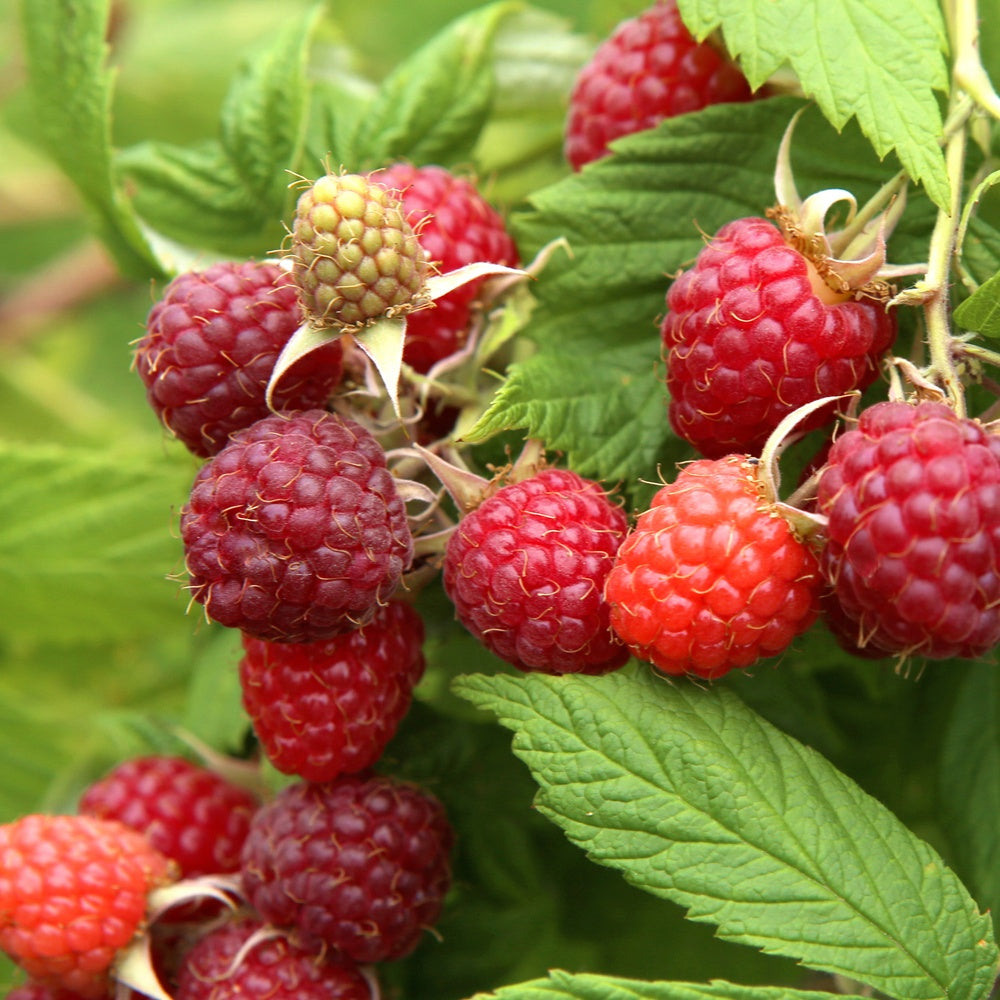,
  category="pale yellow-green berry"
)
[291,173,429,329]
